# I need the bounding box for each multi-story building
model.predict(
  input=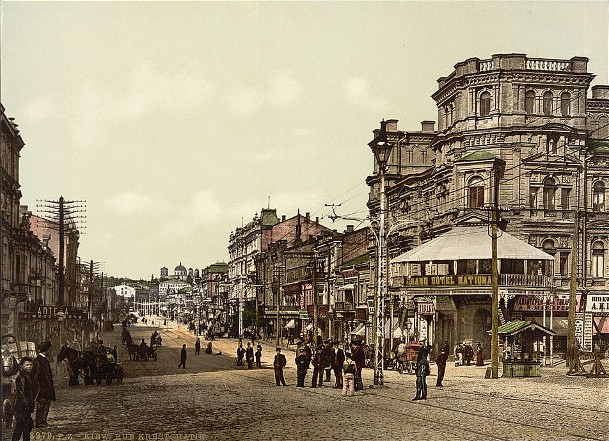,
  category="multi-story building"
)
[366,54,609,355]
